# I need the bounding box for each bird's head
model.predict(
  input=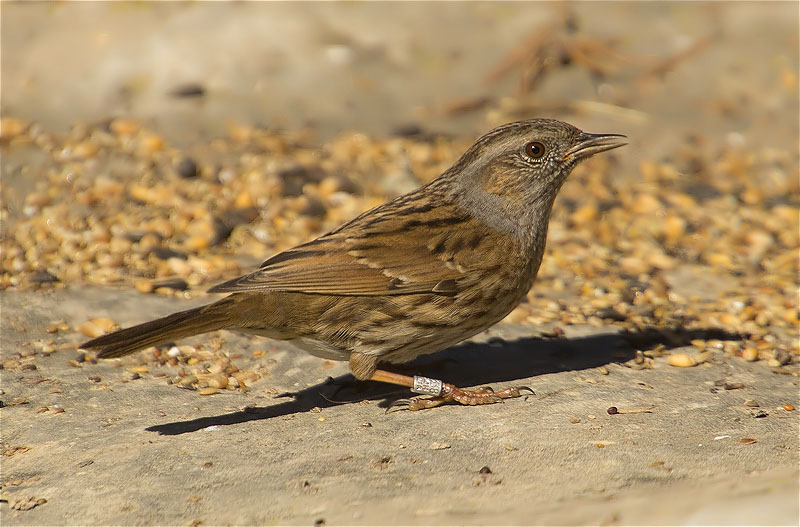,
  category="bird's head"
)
[443,119,626,240]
